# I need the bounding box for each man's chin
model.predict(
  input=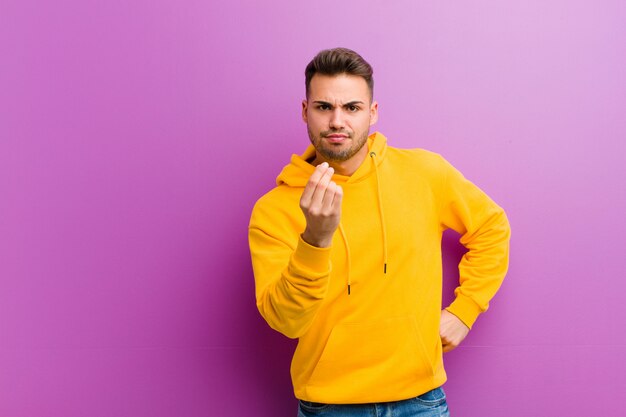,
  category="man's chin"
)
[310,131,368,163]
[318,148,354,162]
